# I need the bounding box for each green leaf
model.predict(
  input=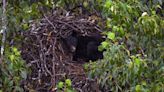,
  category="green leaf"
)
[65,79,72,87]
[15,86,23,92]
[12,47,18,53]
[15,51,21,56]
[106,18,112,28]
[113,26,118,32]
[83,1,88,8]
[22,23,29,30]
[107,32,115,40]
[135,58,140,66]
[101,41,109,49]
[141,81,147,86]
[118,27,125,36]
[9,80,14,87]
[104,0,112,9]
[21,70,27,79]
[128,61,133,69]
[9,55,15,61]
[135,85,141,92]
[57,82,64,89]
[83,63,89,70]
